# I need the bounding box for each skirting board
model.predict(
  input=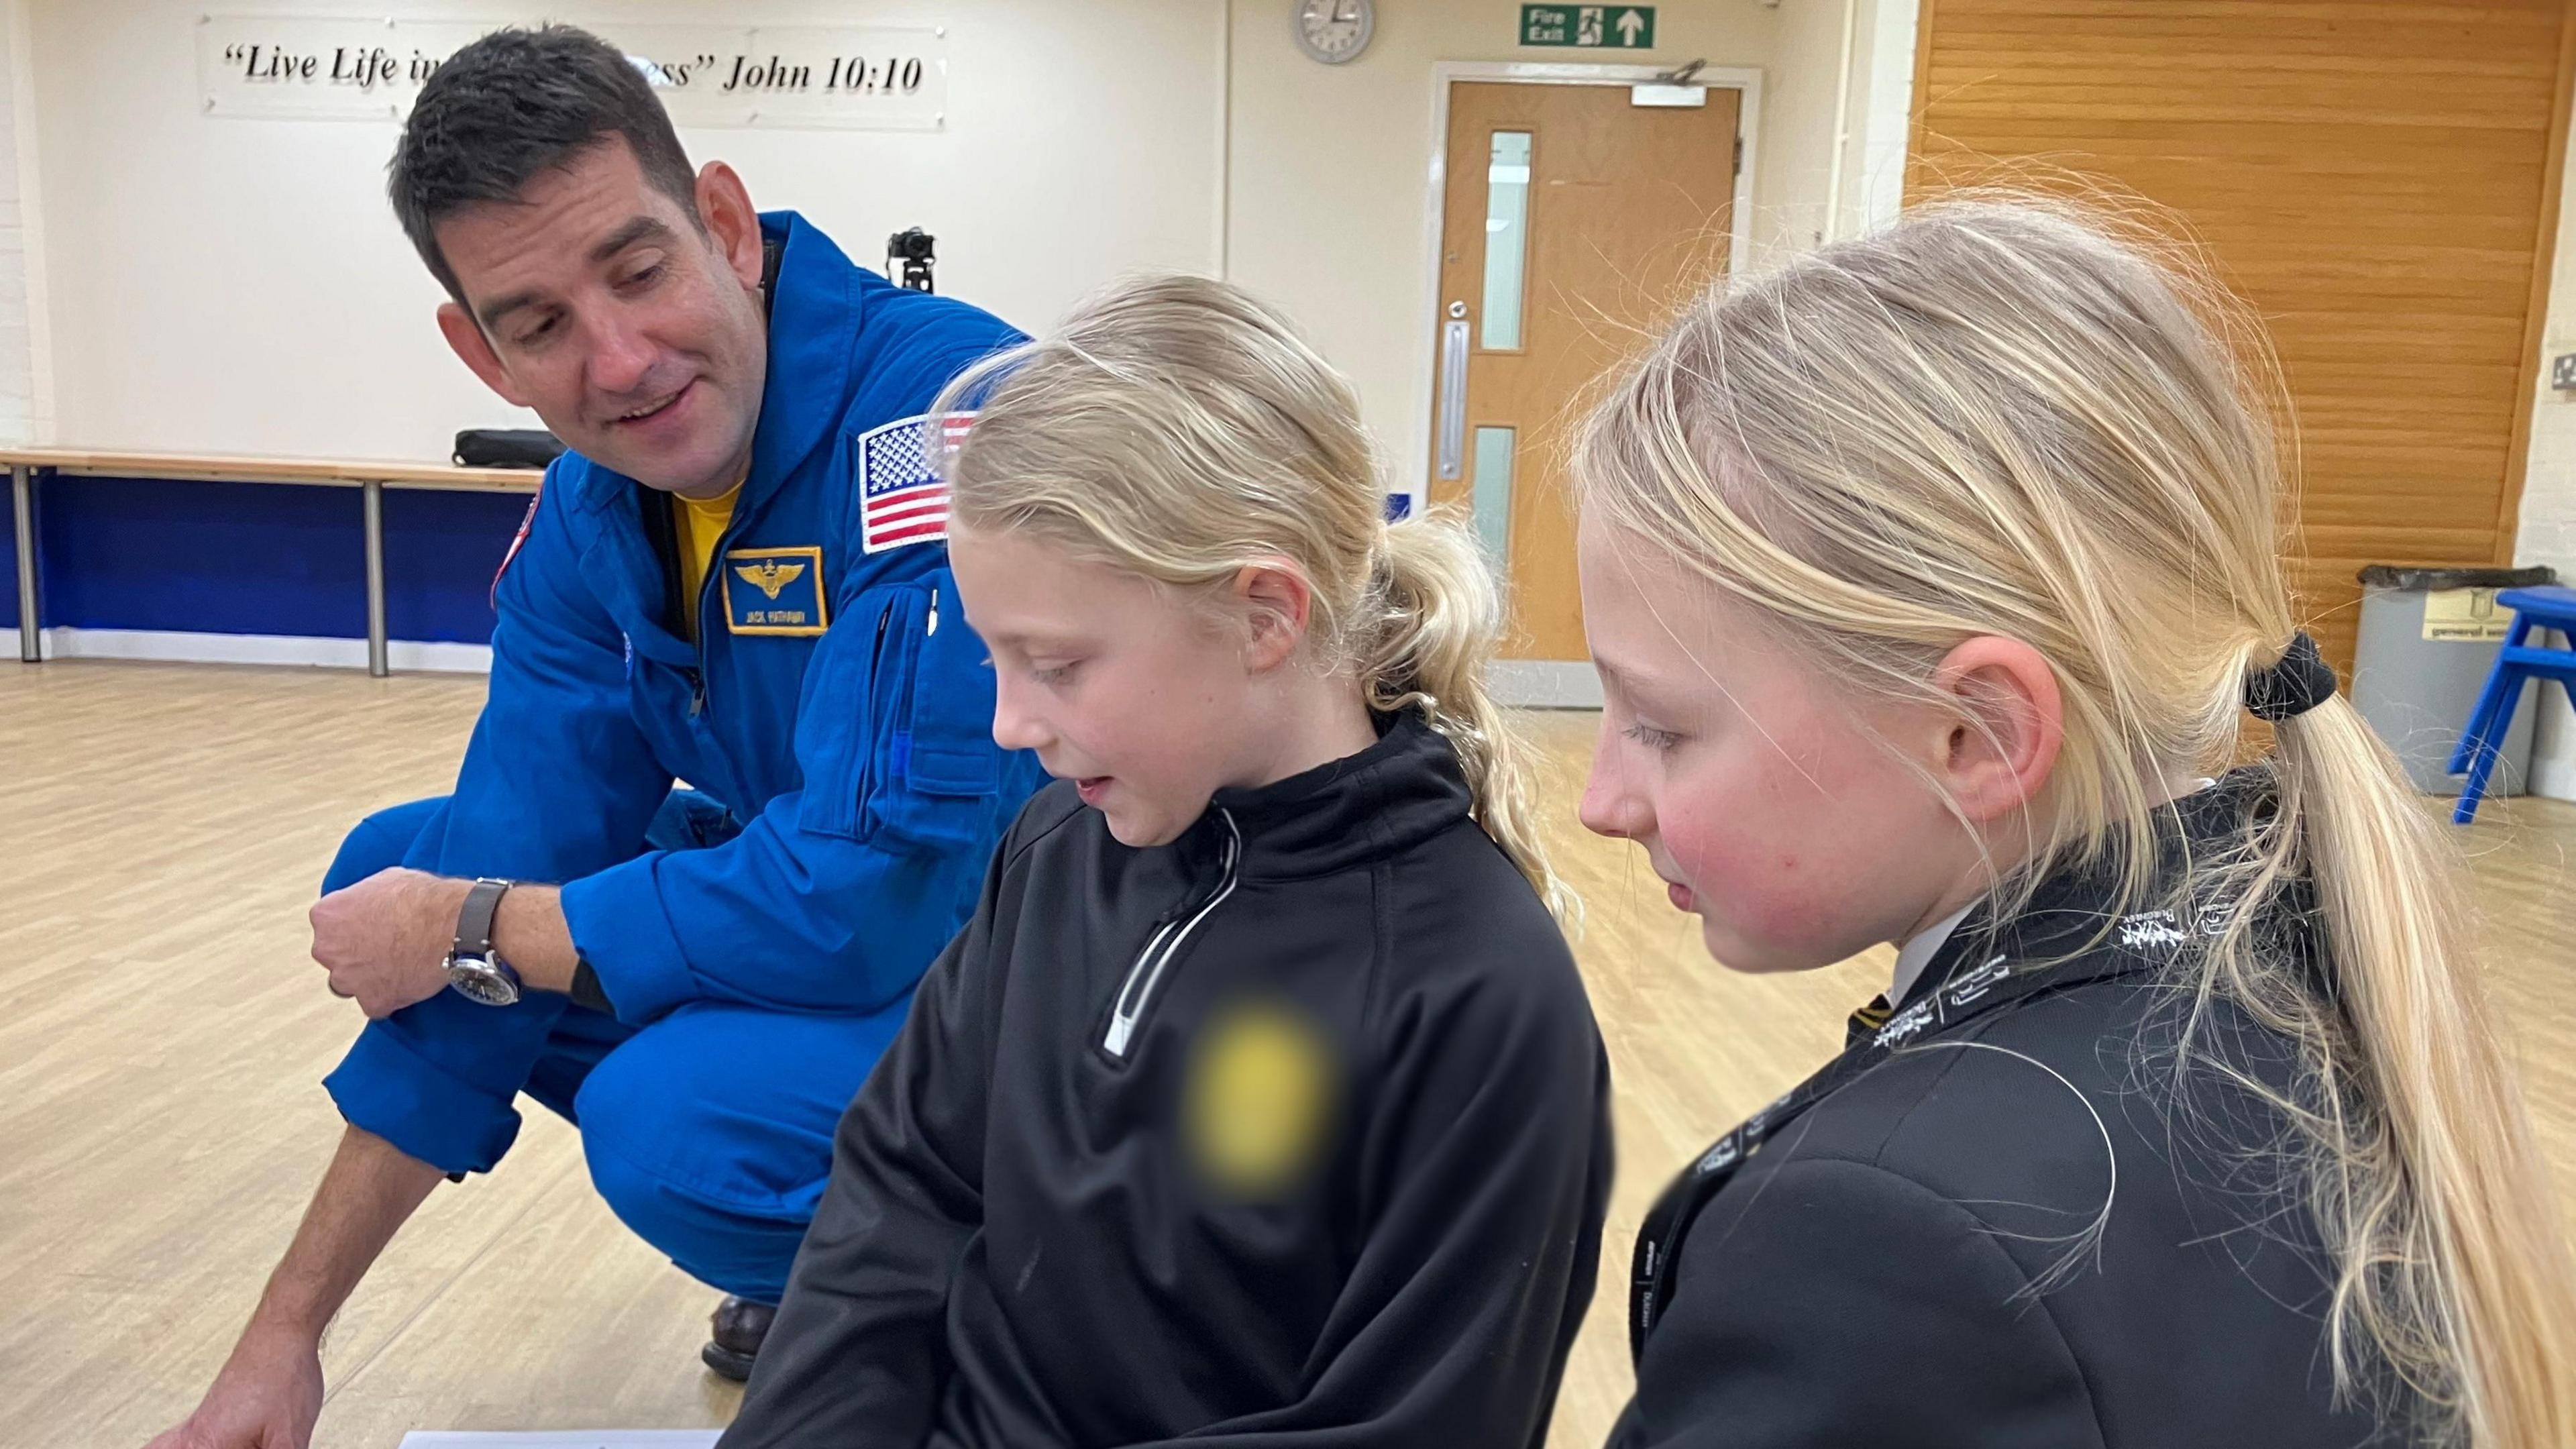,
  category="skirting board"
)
[398,1435,720,1448]
[1493,658,1603,710]
[36,627,493,674]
